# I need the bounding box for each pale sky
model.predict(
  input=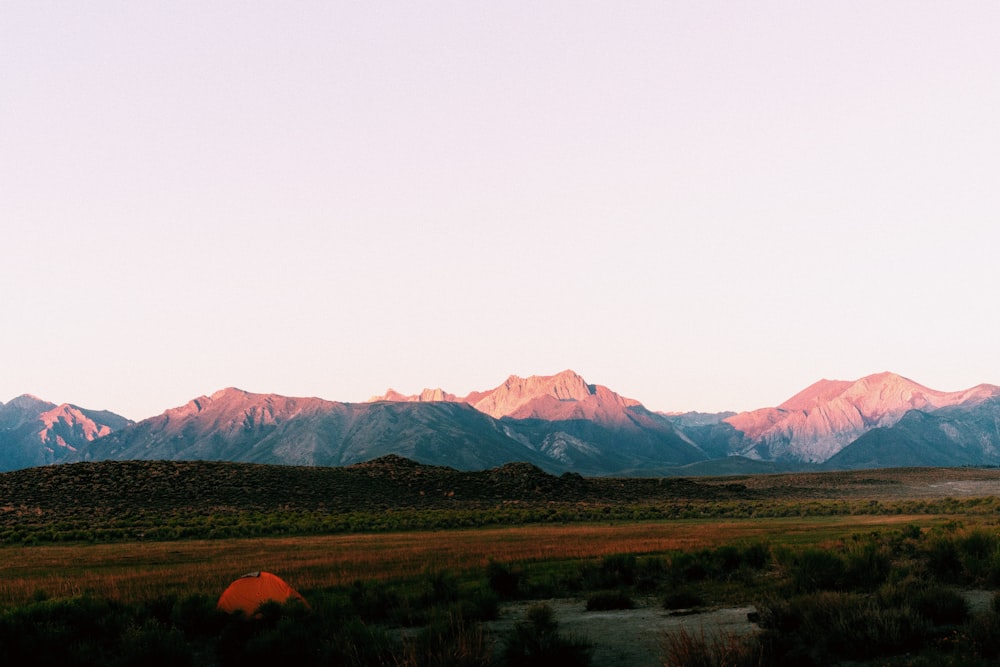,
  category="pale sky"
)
[3,2,999,421]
